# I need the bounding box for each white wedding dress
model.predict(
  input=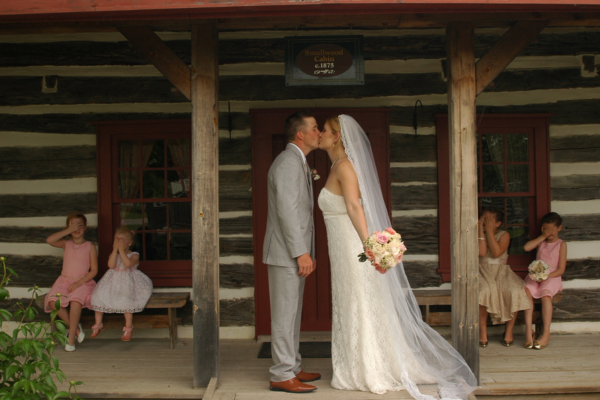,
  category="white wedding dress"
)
[319,187,434,395]
[316,115,477,400]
